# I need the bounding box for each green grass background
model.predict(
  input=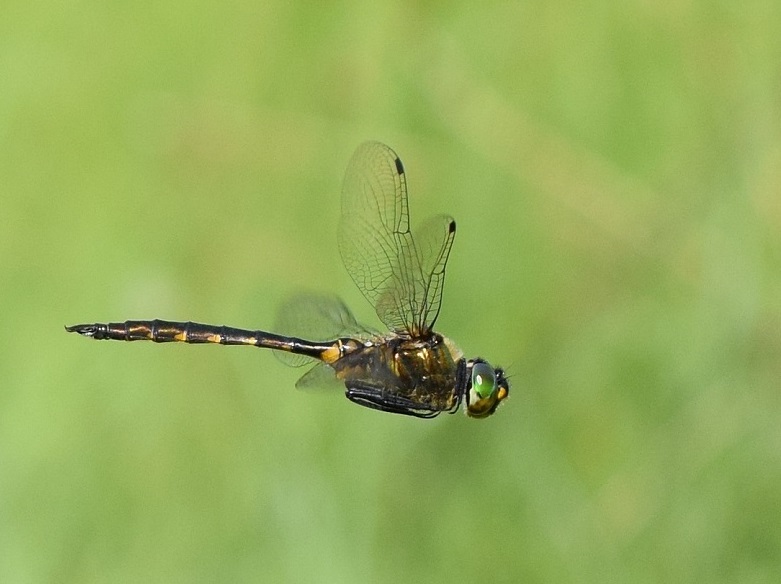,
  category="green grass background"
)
[2,1,780,582]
